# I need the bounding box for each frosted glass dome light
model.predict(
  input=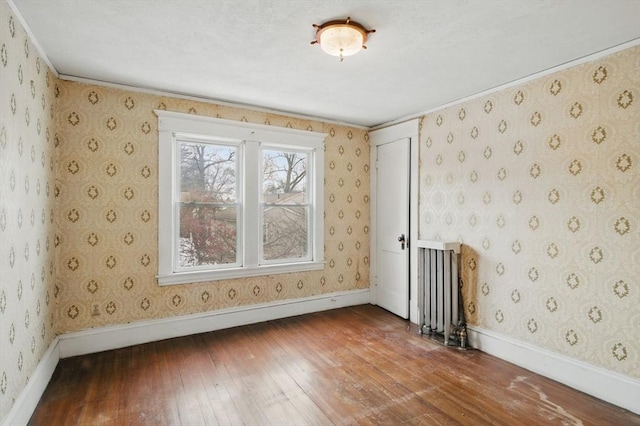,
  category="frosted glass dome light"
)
[311,17,375,62]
